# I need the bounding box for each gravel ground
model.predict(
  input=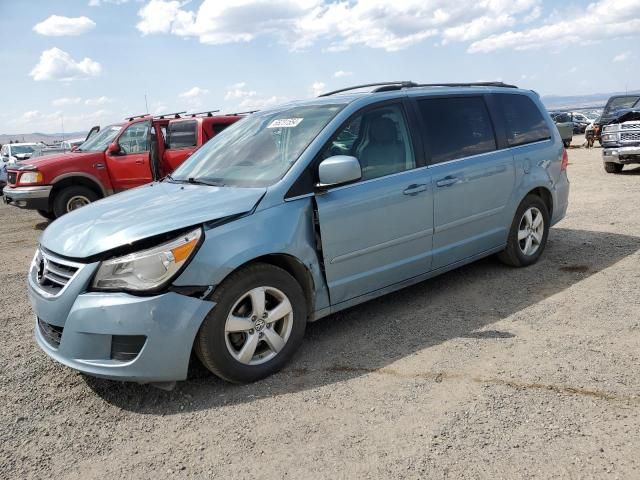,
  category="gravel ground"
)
[1,144,639,479]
